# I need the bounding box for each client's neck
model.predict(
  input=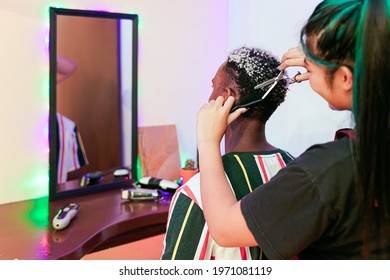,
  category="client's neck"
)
[224,118,276,153]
